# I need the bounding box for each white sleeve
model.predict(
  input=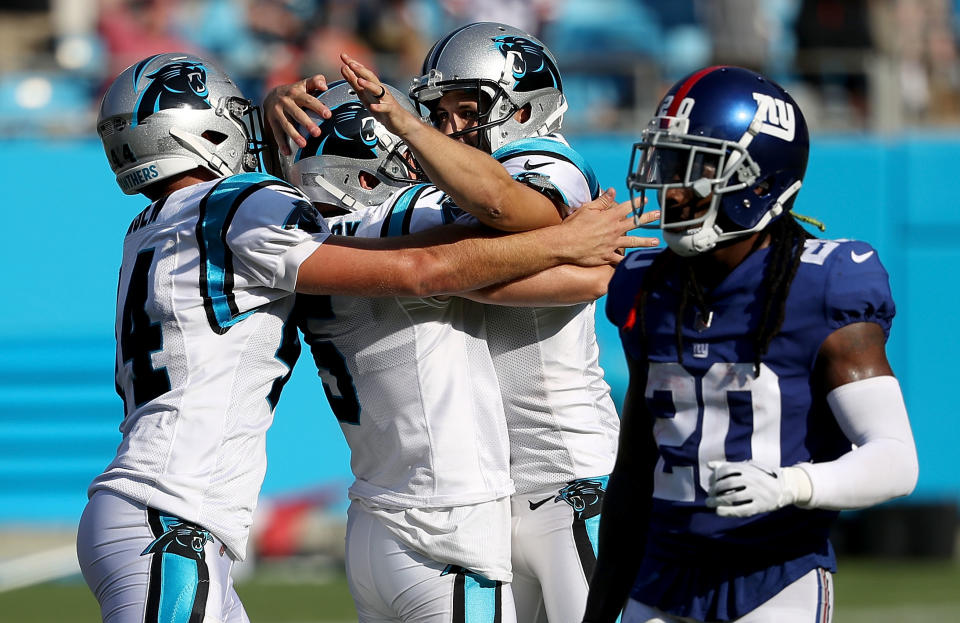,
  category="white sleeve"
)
[795,375,918,510]
[228,187,331,292]
[498,154,594,215]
